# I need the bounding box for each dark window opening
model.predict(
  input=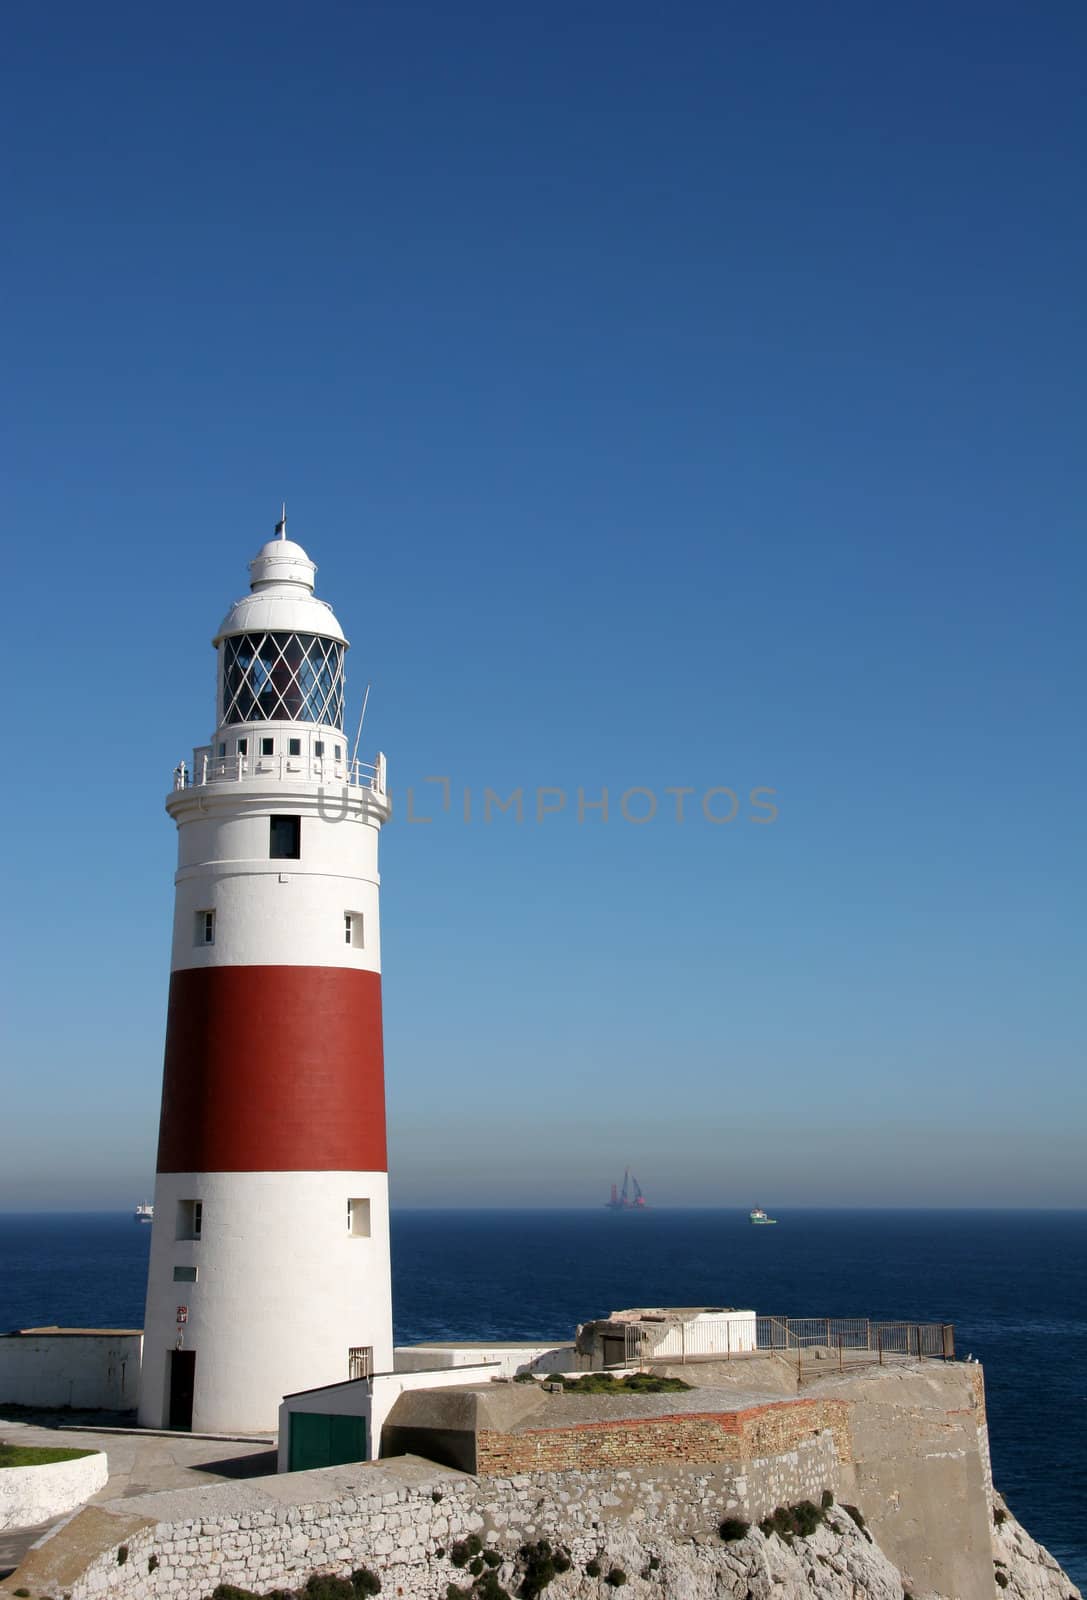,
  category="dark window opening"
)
[237,738,248,756]
[261,737,274,756]
[315,740,325,757]
[288,737,302,756]
[270,815,301,859]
